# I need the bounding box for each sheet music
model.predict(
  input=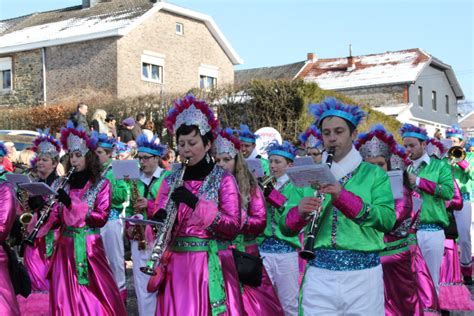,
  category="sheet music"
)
[387,170,404,200]
[112,159,140,180]
[19,182,57,196]
[293,156,315,167]
[245,158,265,178]
[286,164,337,188]
[5,173,32,186]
